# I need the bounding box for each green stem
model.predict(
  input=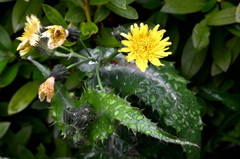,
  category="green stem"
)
[59,45,71,52]
[96,64,103,90]
[79,38,92,57]
[66,58,91,70]
[69,49,88,60]
[103,51,119,64]
[58,46,88,60]
[83,0,91,22]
